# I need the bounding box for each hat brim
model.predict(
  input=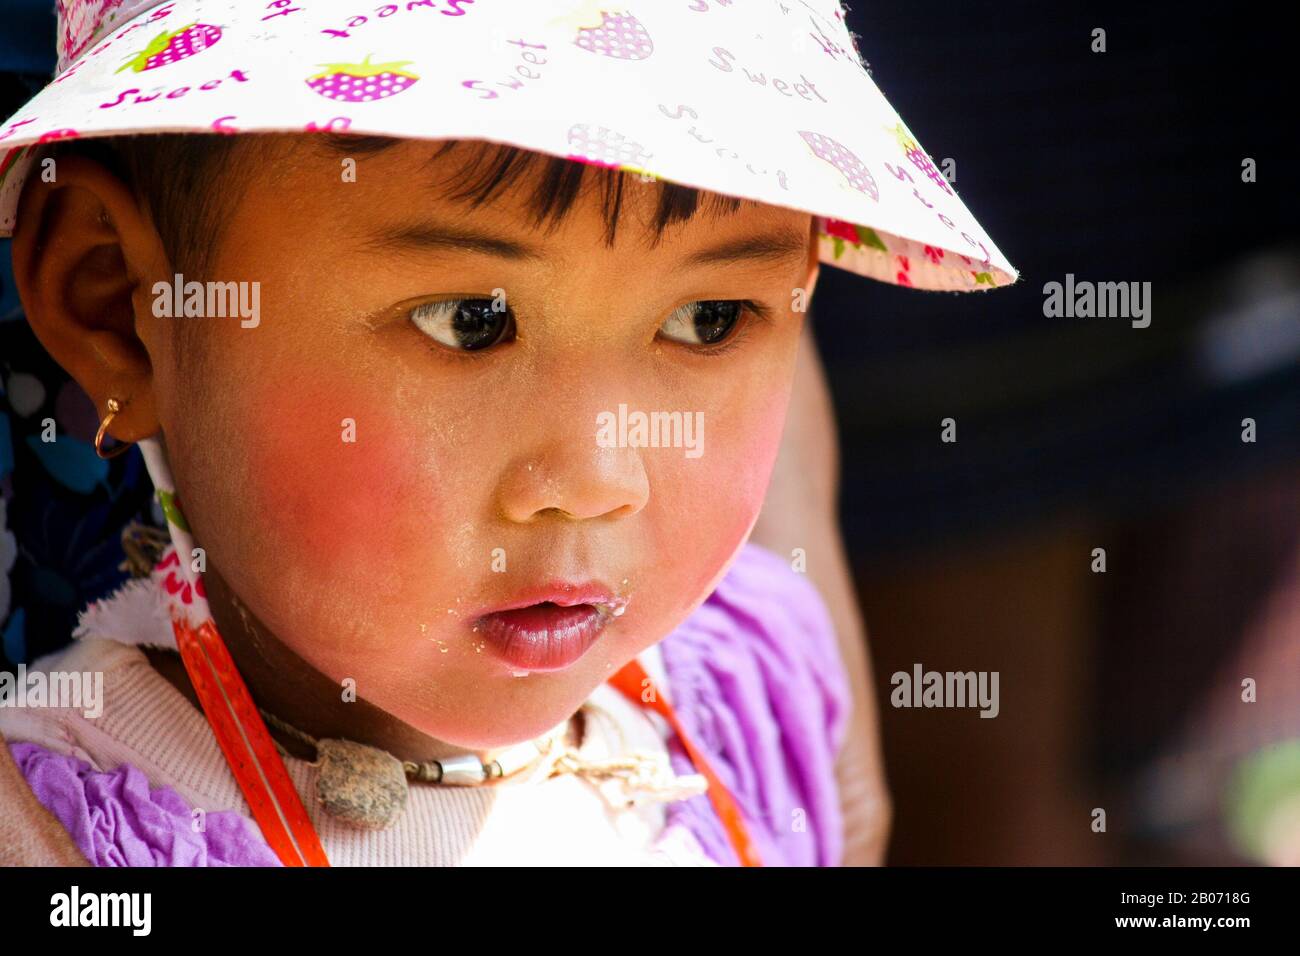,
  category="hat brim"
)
[0,0,1016,292]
